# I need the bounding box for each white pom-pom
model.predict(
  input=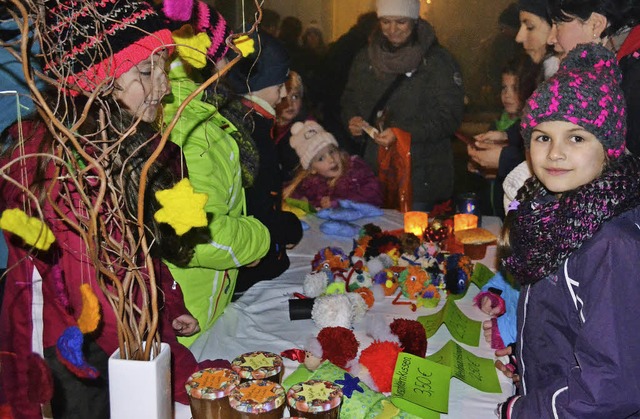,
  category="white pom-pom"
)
[366,258,385,277]
[312,294,353,329]
[378,253,394,268]
[303,271,329,298]
[347,292,368,324]
[290,121,306,135]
